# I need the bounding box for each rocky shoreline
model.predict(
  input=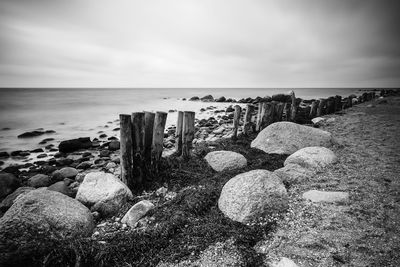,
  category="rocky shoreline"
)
[0,88,398,266]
